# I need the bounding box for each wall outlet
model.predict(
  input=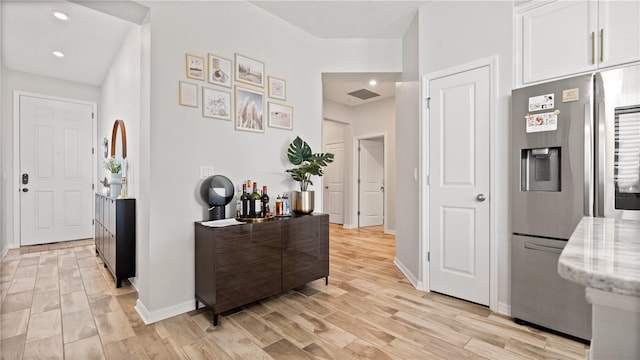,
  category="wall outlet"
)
[200,166,215,179]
